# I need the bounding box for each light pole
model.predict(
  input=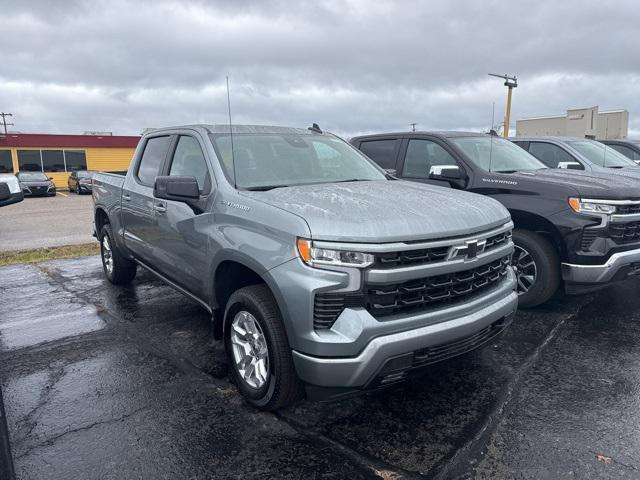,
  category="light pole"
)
[488,74,517,137]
